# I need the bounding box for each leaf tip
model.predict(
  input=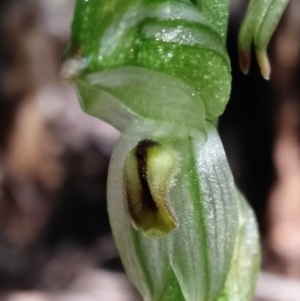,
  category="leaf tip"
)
[238,50,250,75]
[256,51,271,80]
